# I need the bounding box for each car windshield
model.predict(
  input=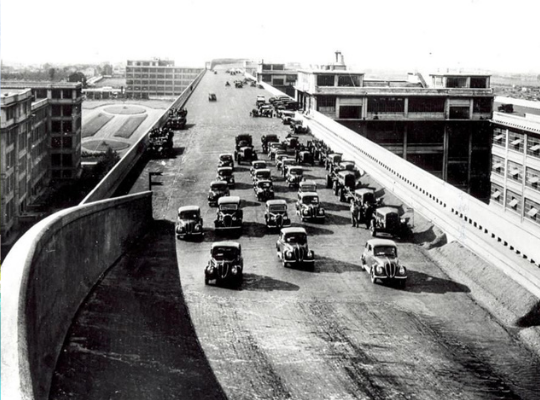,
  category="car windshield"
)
[179,211,199,220]
[254,162,266,169]
[257,171,270,179]
[269,205,287,212]
[373,246,397,257]
[284,233,307,244]
[211,183,227,191]
[219,170,232,177]
[302,196,319,205]
[301,185,316,192]
[220,203,238,211]
[258,182,272,189]
[220,155,232,161]
[290,169,303,175]
[363,193,375,203]
[212,247,239,260]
